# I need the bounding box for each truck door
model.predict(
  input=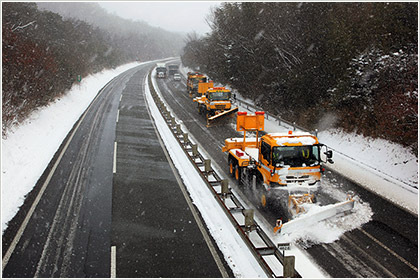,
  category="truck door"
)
[259,141,272,183]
